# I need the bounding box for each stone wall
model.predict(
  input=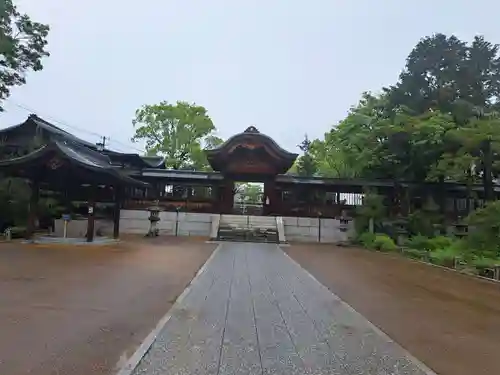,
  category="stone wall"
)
[282,216,354,243]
